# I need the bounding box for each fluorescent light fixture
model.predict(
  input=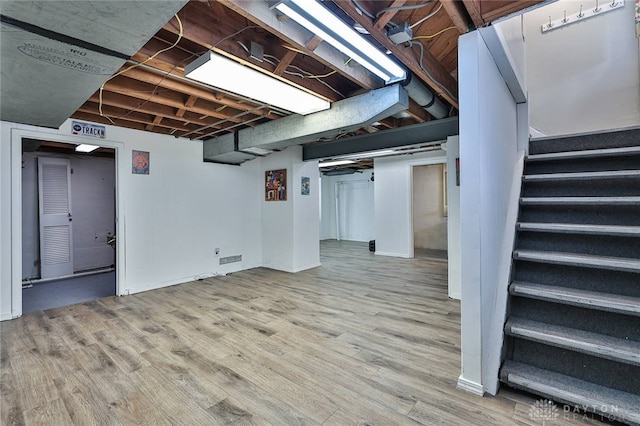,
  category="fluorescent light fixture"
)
[185,51,330,115]
[342,149,395,160]
[75,144,99,153]
[319,159,355,168]
[275,0,406,84]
